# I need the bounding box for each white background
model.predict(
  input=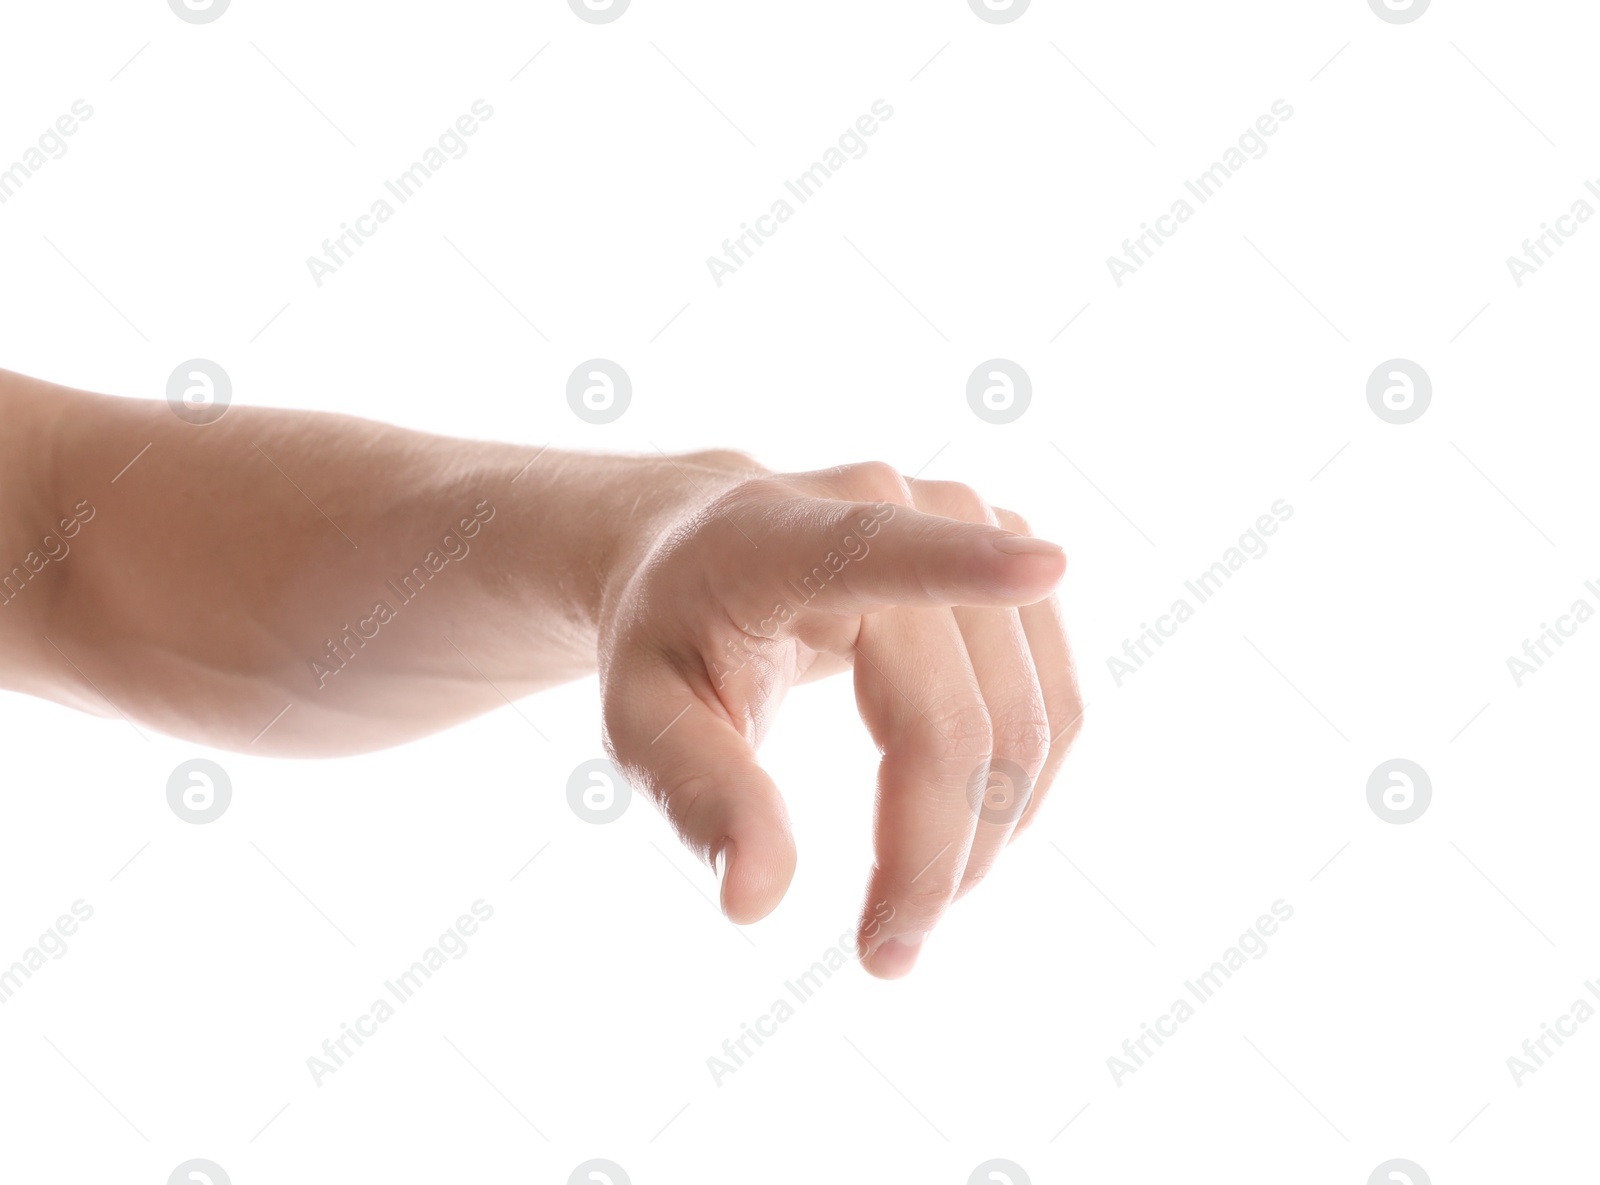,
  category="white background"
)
[2,1,1597,1181]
